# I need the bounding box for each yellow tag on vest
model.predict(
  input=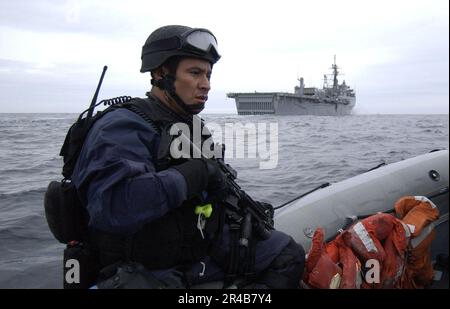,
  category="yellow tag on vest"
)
[195,204,213,218]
